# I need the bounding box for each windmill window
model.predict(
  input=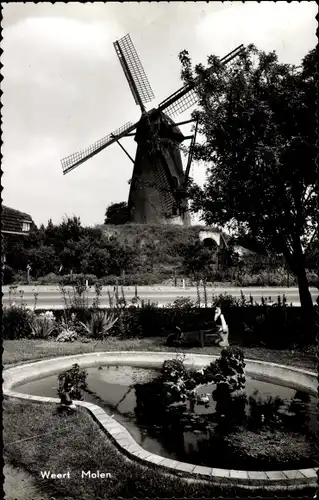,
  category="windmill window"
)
[22,222,31,232]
